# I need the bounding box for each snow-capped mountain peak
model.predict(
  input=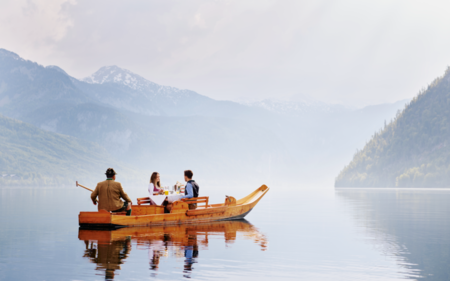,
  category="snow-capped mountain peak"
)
[82,65,158,91]
[80,65,210,116]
